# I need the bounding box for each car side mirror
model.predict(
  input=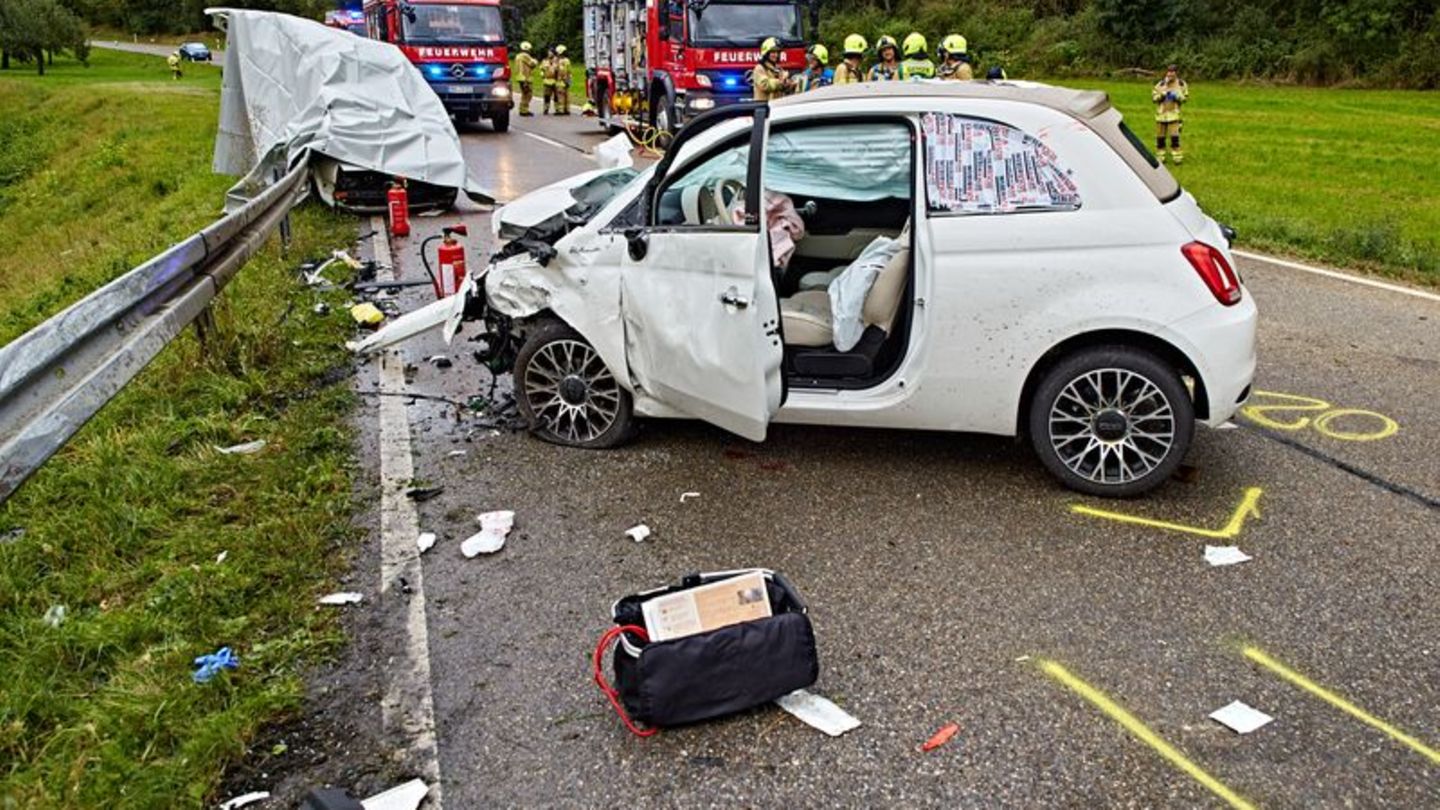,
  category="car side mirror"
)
[625,228,649,261]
